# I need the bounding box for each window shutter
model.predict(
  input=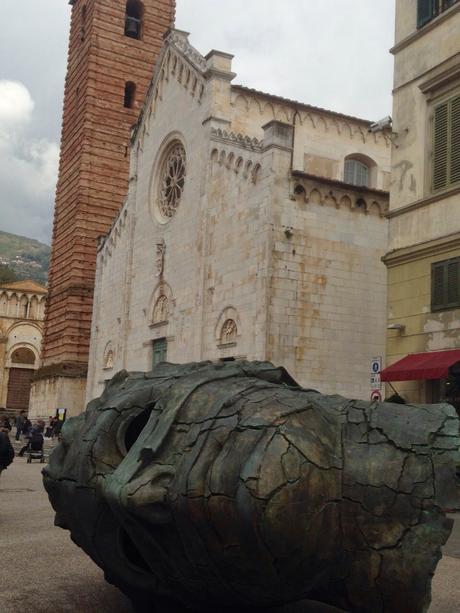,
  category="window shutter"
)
[417,0,436,27]
[432,263,446,309]
[433,102,449,191]
[450,95,460,187]
[447,260,460,305]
